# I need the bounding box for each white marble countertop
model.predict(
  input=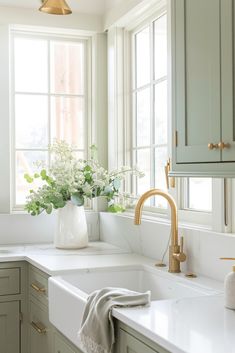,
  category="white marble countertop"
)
[114,295,235,353]
[0,242,231,353]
